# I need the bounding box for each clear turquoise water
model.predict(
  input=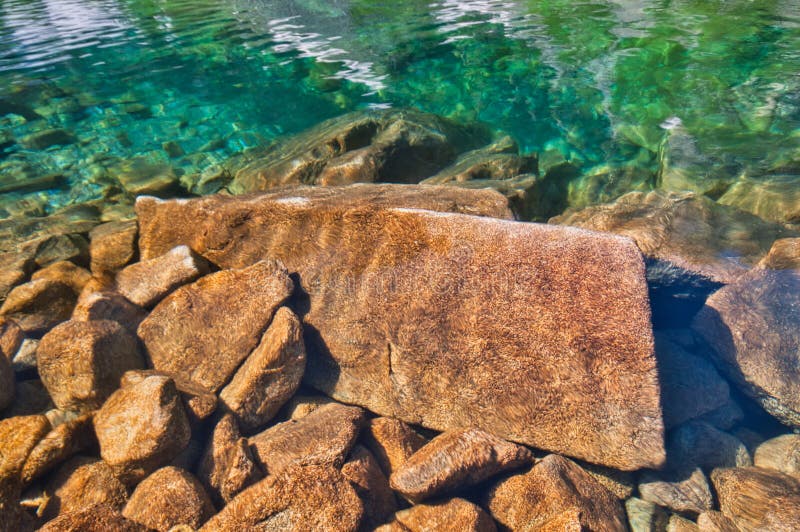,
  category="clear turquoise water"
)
[1,0,799,214]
